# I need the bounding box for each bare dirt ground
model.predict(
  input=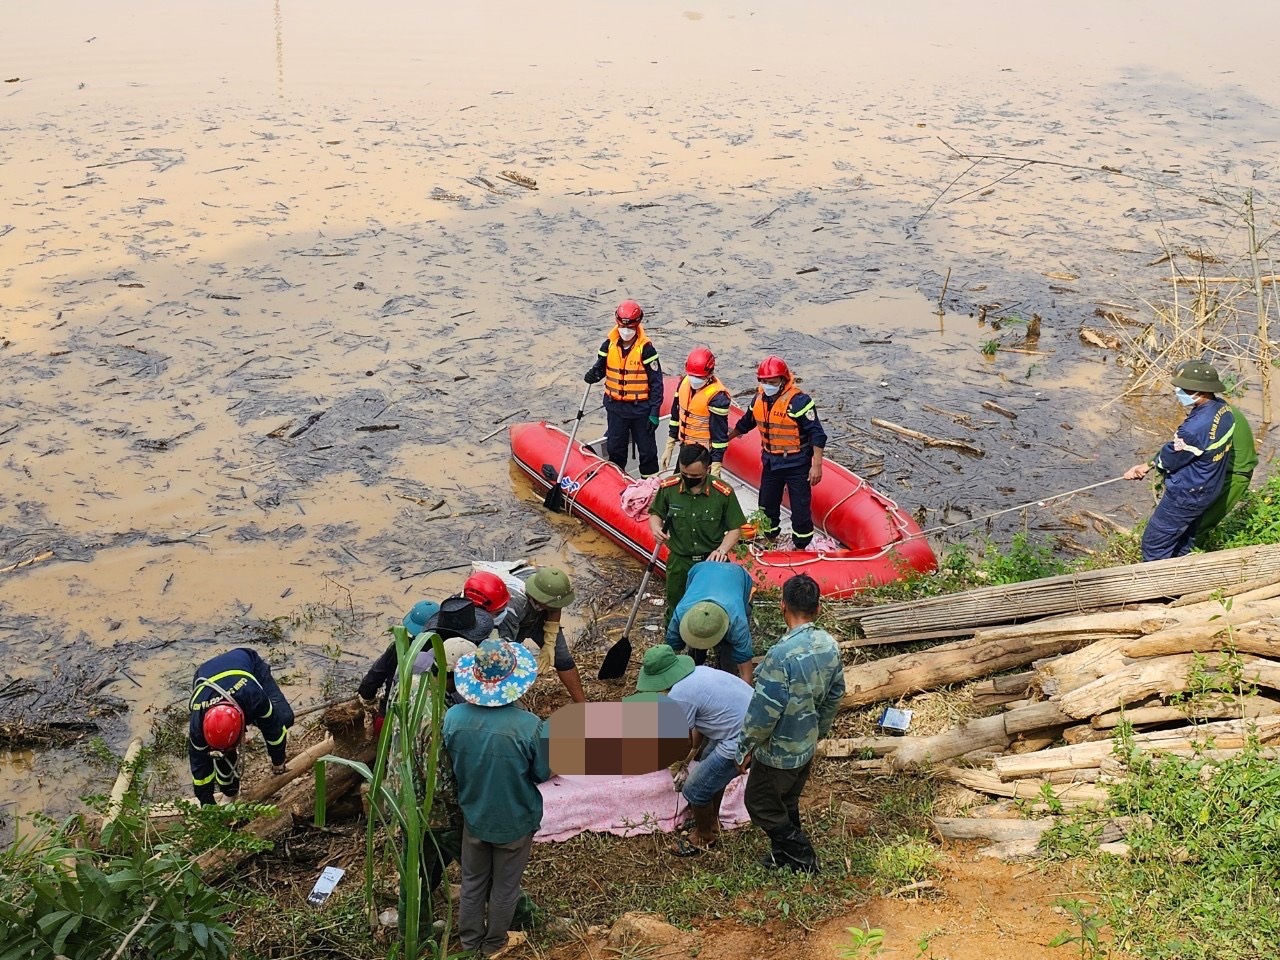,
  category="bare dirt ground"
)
[547,858,1087,960]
